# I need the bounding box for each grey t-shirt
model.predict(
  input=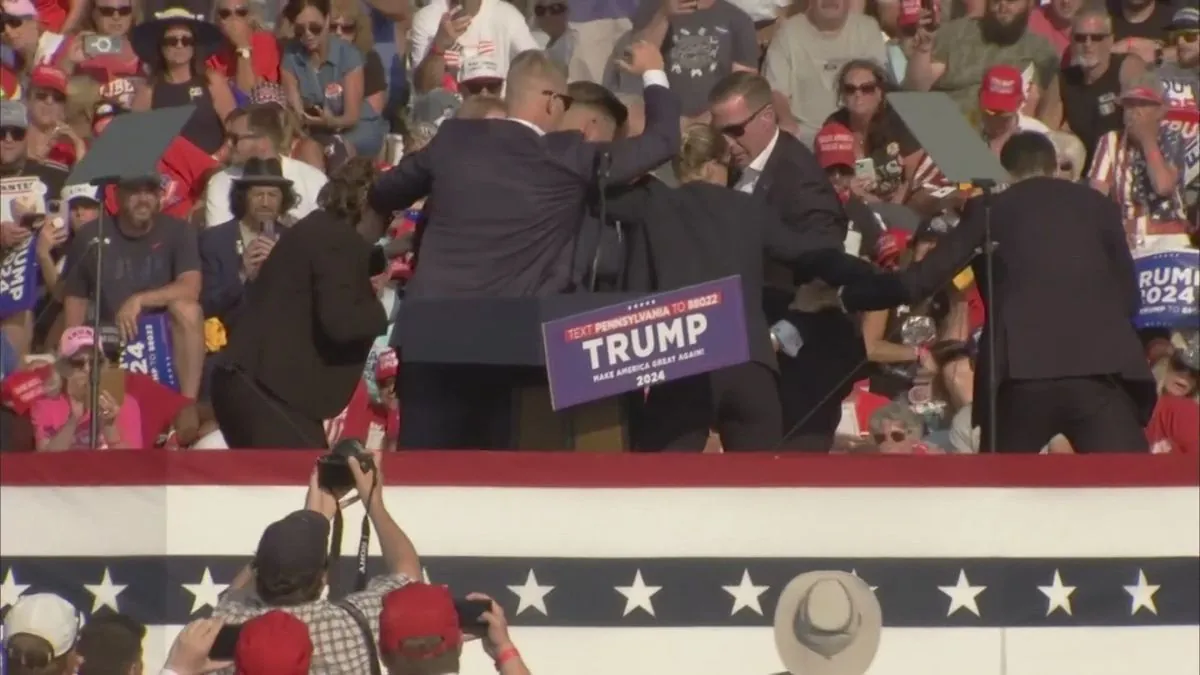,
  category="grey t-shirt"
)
[763,13,888,144]
[64,214,201,322]
[629,0,759,116]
